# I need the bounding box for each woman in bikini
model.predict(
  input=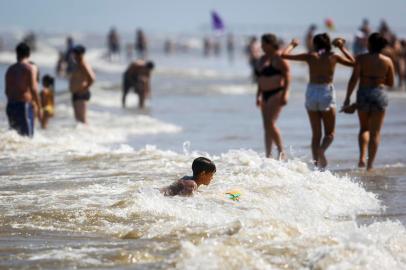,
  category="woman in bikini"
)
[282,33,354,169]
[255,33,290,159]
[343,33,394,171]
